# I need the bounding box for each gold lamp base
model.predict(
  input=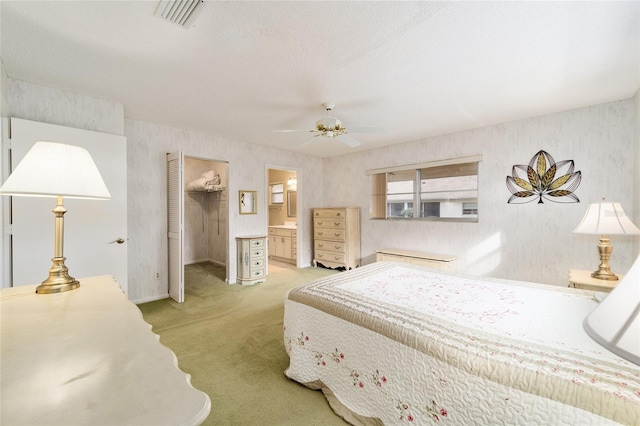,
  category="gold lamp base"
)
[590,235,619,281]
[35,197,80,294]
[36,257,80,294]
[591,270,619,281]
